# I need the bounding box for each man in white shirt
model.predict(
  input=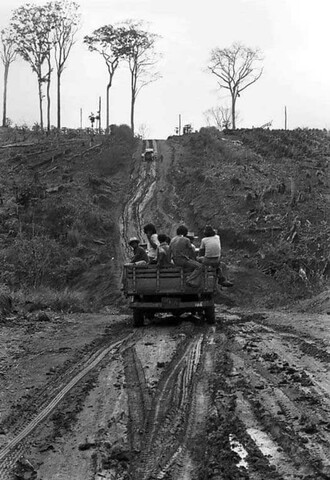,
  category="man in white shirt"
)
[143,223,160,264]
[197,225,233,287]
